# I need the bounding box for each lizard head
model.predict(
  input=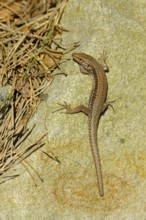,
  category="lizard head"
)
[72,52,109,75]
[72,53,94,75]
